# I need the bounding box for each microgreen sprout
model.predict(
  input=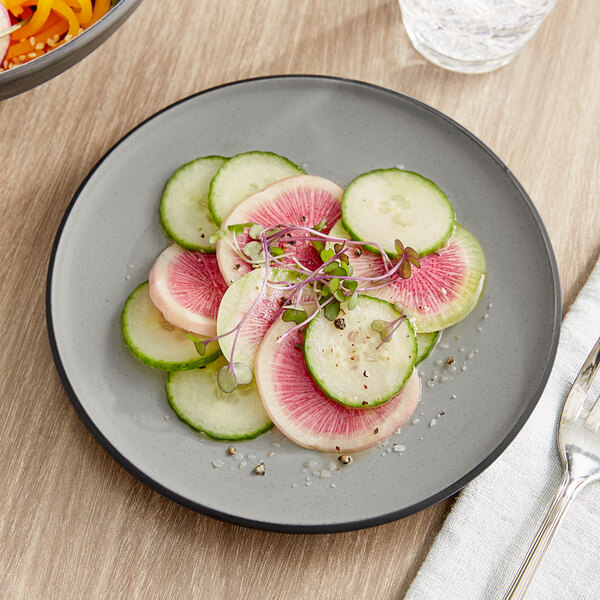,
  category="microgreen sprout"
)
[371,315,407,348]
[198,221,421,392]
